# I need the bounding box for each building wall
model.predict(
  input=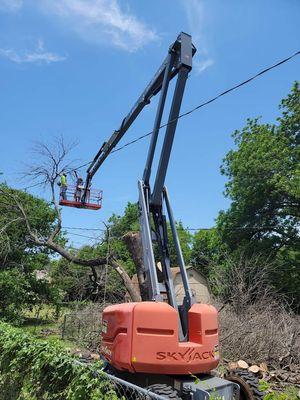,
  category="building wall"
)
[174,269,211,304]
[125,267,211,304]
